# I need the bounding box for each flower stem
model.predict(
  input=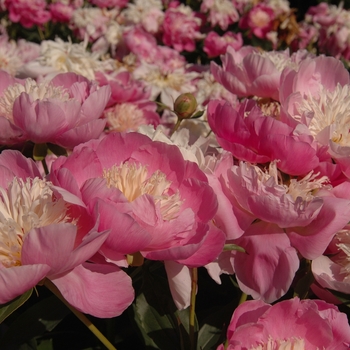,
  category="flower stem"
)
[189,267,198,350]
[170,118,182,136]
[44,279,117,350]
[239,292,247,305]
